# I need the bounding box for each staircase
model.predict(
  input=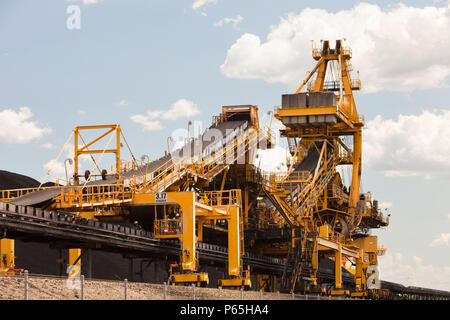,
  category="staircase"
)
[280,220,316,293]
[292,150,338,218]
